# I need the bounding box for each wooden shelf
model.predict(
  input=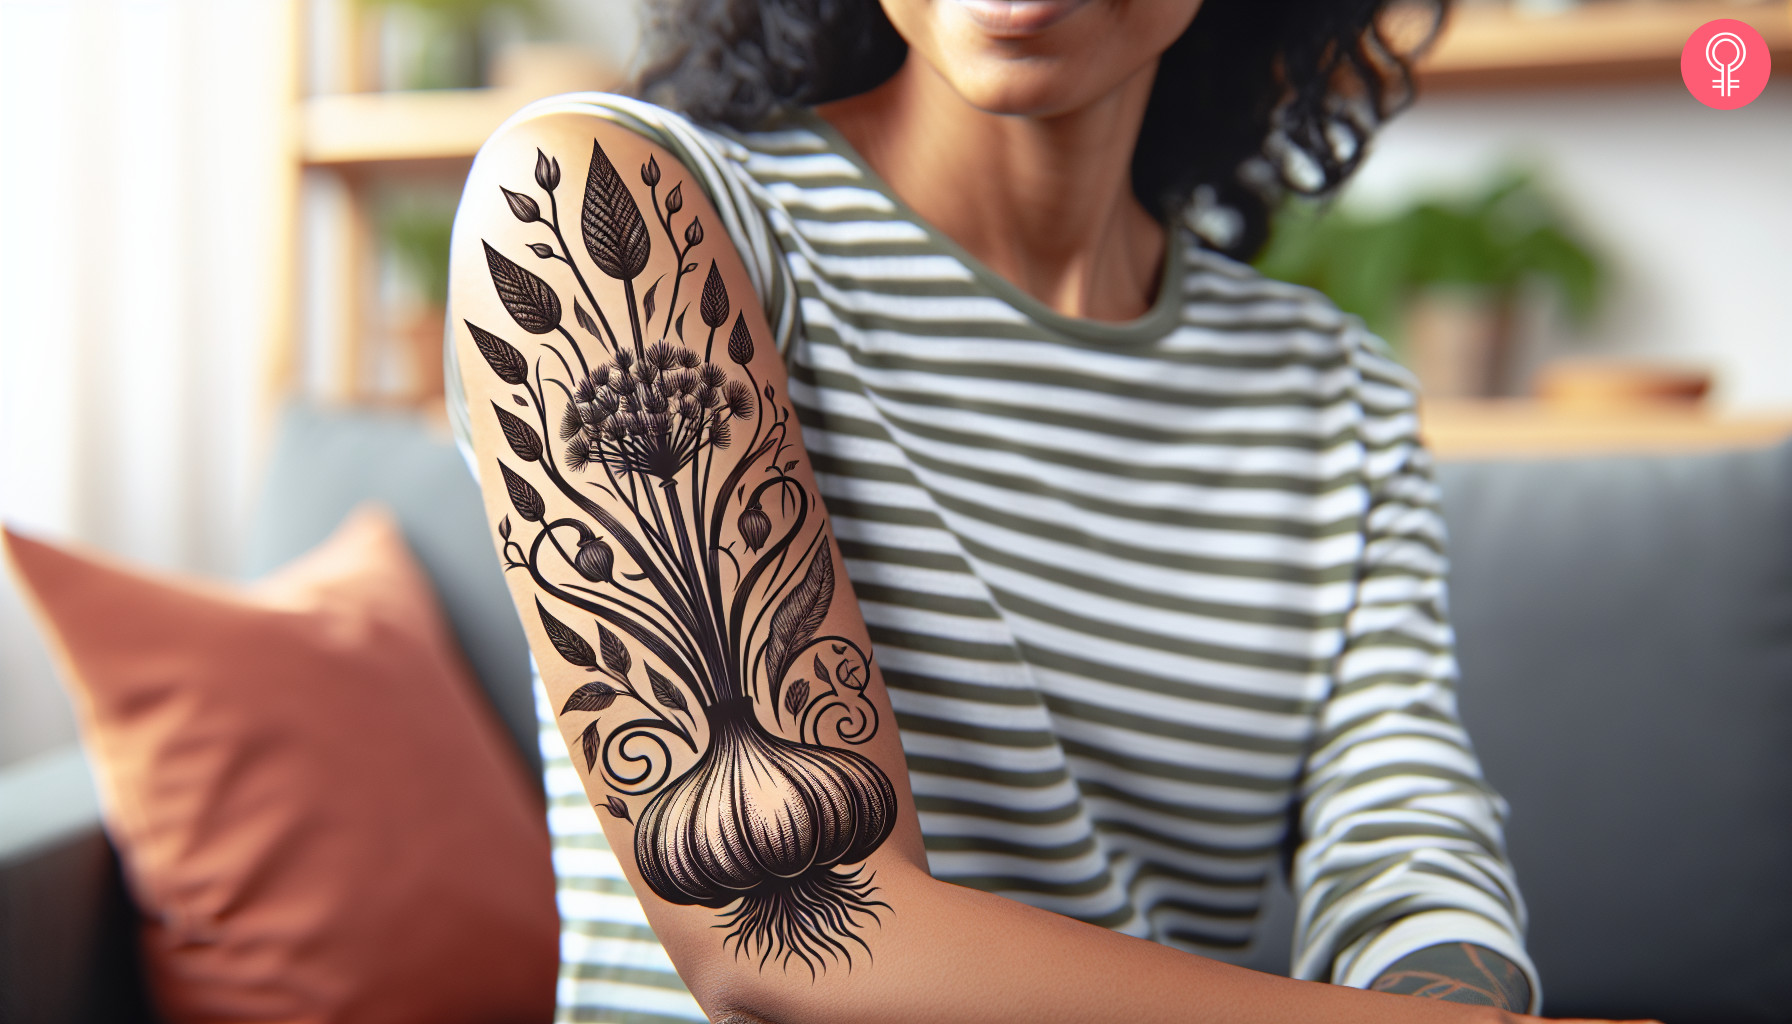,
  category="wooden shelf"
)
[300,87,535,166]
[299,2,1790,167]
[1422,400,1792,460]
[1420,0,1792,87]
